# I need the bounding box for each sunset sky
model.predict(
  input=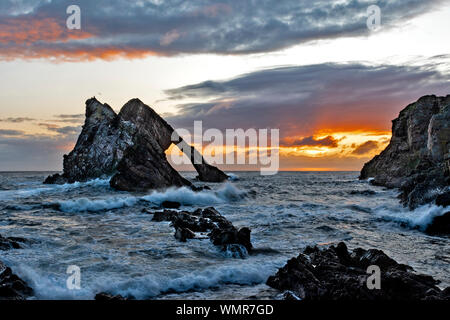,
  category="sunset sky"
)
[0,0,449,171]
